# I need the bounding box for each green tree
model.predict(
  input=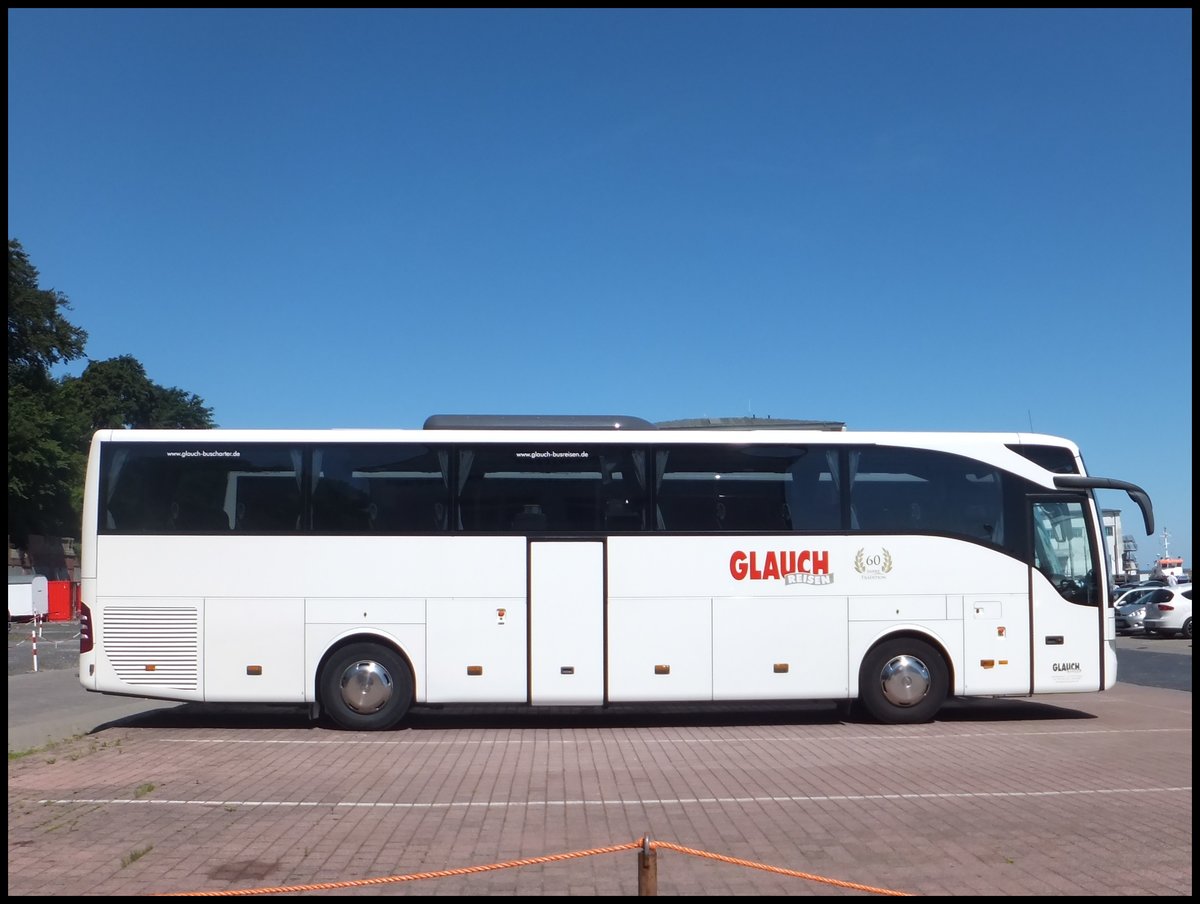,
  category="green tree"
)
[62,355,214,430]
[8,379,87,542]
[148,384,215,429]
[8,238,215,545]
[8,239,90,542]
[8,239,88,382]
